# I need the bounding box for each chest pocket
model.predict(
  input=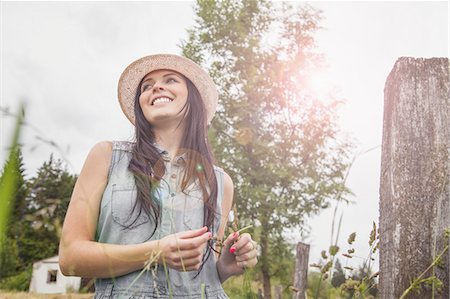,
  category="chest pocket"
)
[111,184,150,229]
[182,183,205,230]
